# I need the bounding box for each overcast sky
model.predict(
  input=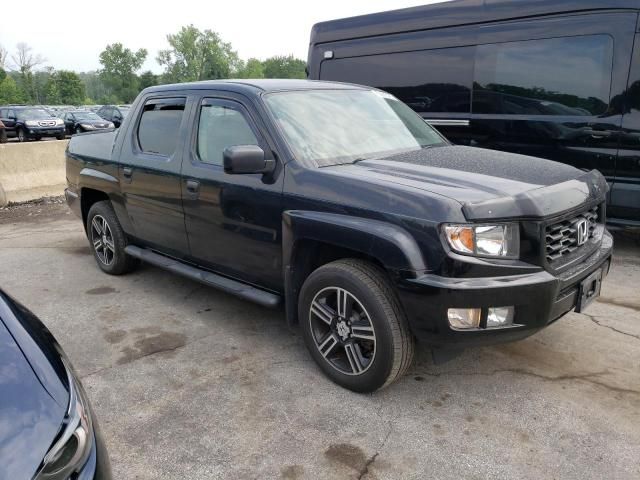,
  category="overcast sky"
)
[0,0,448,74]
